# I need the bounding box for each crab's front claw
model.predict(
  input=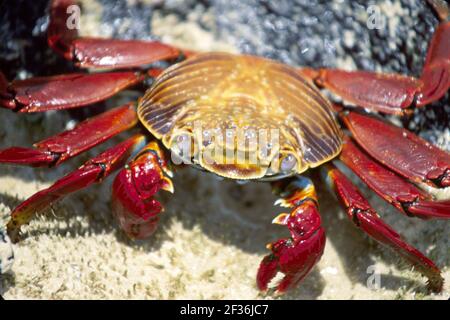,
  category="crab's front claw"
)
[112,142,173,239]
[257,200,326,294]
